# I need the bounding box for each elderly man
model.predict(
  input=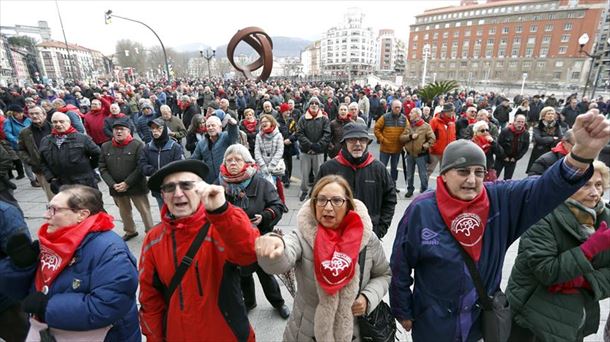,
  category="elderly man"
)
[427,103,456,176]
[179,95,201,129]
[99,118,153,241]
[399,107,436,198]
[390,112,610,342]
[191,115,238,184]
[138,159,259,341]
[357,90,370,123]
[259,100,278,118]
[219,98,238,123]
[39,112,101,193]
[316,122,396,238]
[561,97,580,128]
[84,95,112,146]
[375,100,409,190]
[158,105,186,144]
[18,106,53,197]
[104,103,135,138]
[528,129,575,176]
[496,114,530,180]
[50,99,85,133]
[135,103,156,144]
